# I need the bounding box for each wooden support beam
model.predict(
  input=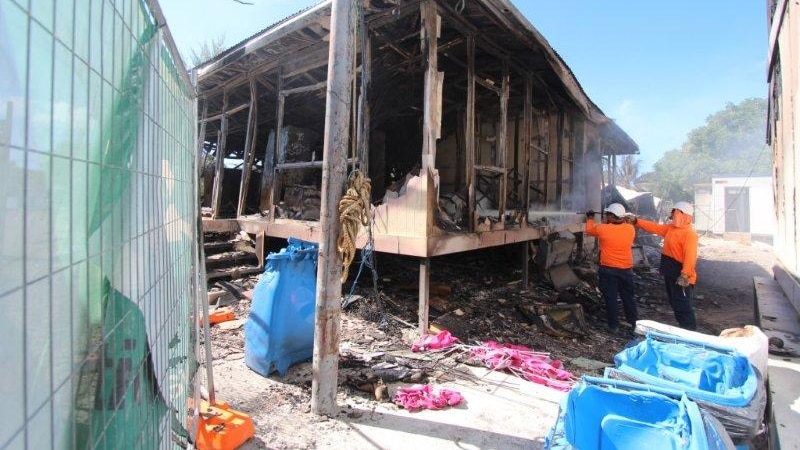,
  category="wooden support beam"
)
[522,75,532,215]
[257,73,277,212]
[418,257,430,334]
[421,0,441,170]
[281,41,331,79]
[211,91,229,218]
[555,110,564,206]
[356,11,371,173]
[475,77,502,95]
[367,0,422,30]
[268,67,285,221]
[197,99,208,179]
[203,101,250,122]
[276,158,357,170]
[521,241,529,288]
[311,0,355,417]
[237,78,258,217]
[498,62,509,223]
[255,231,265,269]
[466,35,476,232]
[281,80,328,96]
